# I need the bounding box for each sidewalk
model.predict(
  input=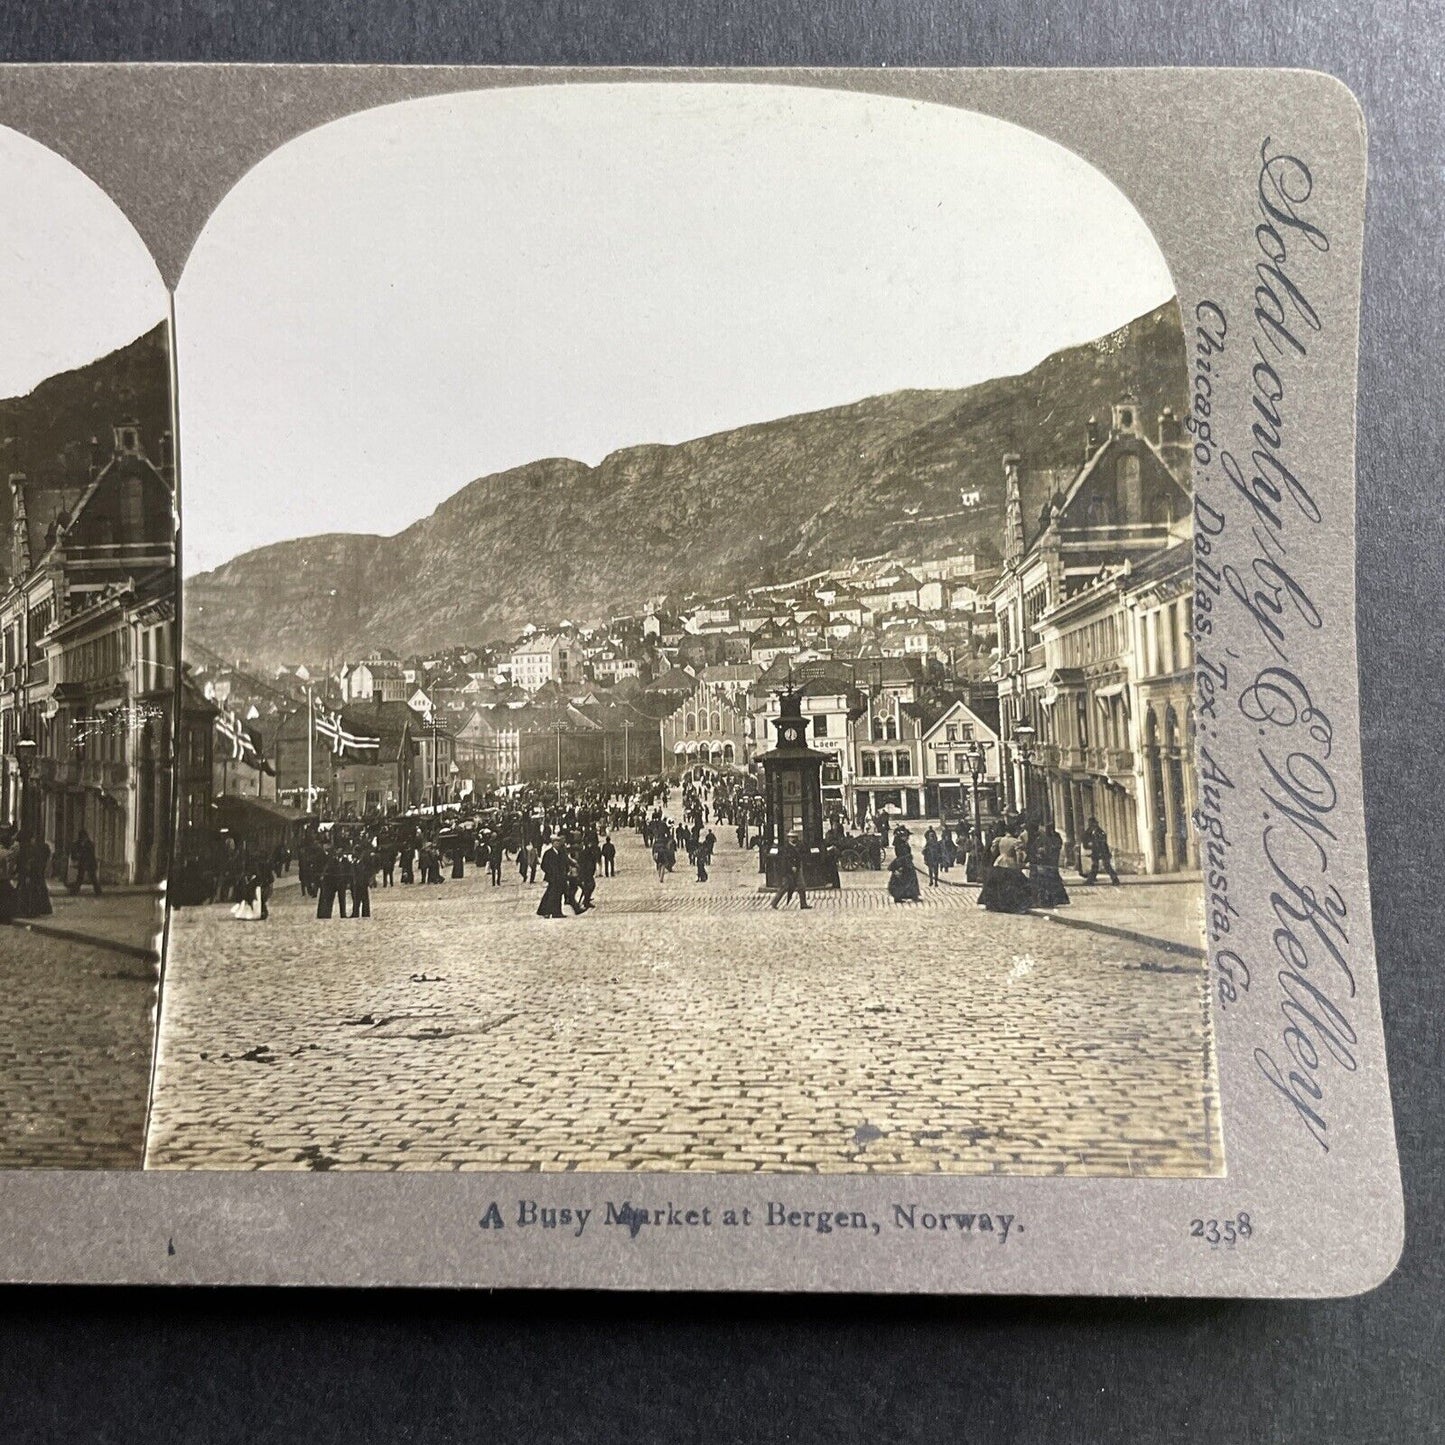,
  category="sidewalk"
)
[7,887,164,962]
[934,869,1205,955]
